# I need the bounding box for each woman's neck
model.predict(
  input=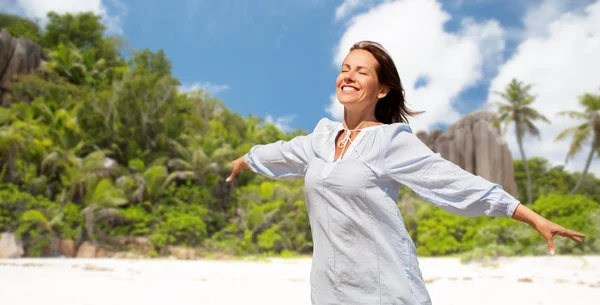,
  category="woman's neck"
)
[343,107,381,130]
